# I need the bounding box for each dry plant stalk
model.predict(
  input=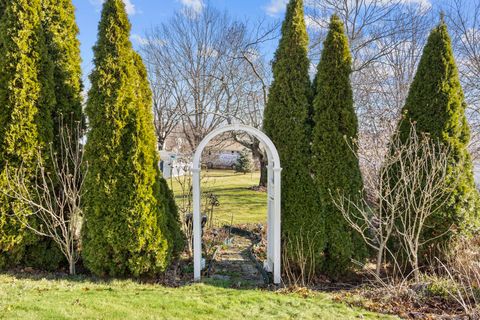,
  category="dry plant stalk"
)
[3,121,86,275]
[282,231,320,288]
[437,257,480,318]
[170,159,216,256]
[435,238,480,317]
